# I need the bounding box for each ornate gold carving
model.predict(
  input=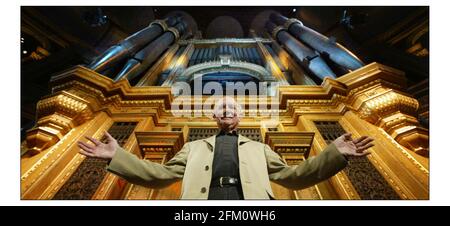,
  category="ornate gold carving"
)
[26,91,94,155]
[52,157,109,200]
[50,121,136,200]
[335,171,360,199]
[264,132,315,161]
[366,155,408,199]
[343,155,401,199]
[314,120,402,199]
[278,63,428,156]
[123,131,184,200]
[135,131,185,161]
[377,127,429,175]
[50,66,173,109]
[21,34,429,201]
[349,87,428,156]
[21,129,75,189]
[353,88,418,121]
[21,112,112,200]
